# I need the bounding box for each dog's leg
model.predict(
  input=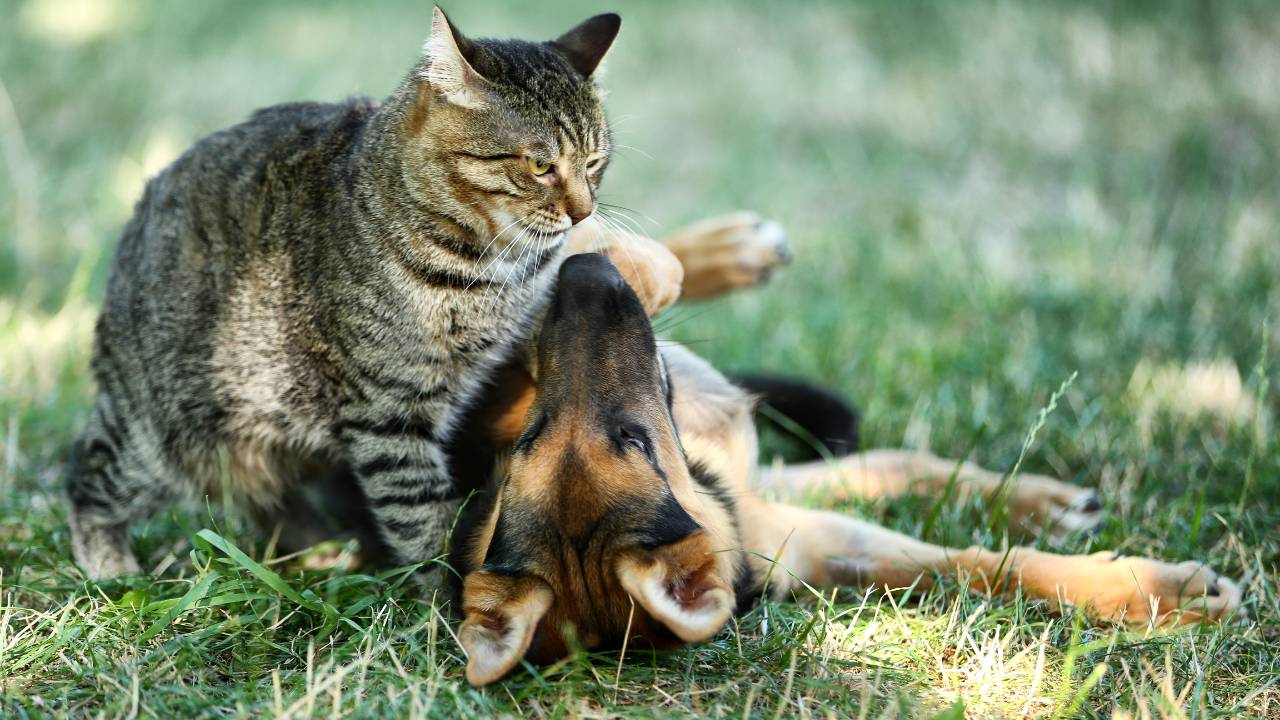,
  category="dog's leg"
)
[742,500,1241,626]
[564,211,791,309]
[755,450,1105,541]
[663,212,791,300]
